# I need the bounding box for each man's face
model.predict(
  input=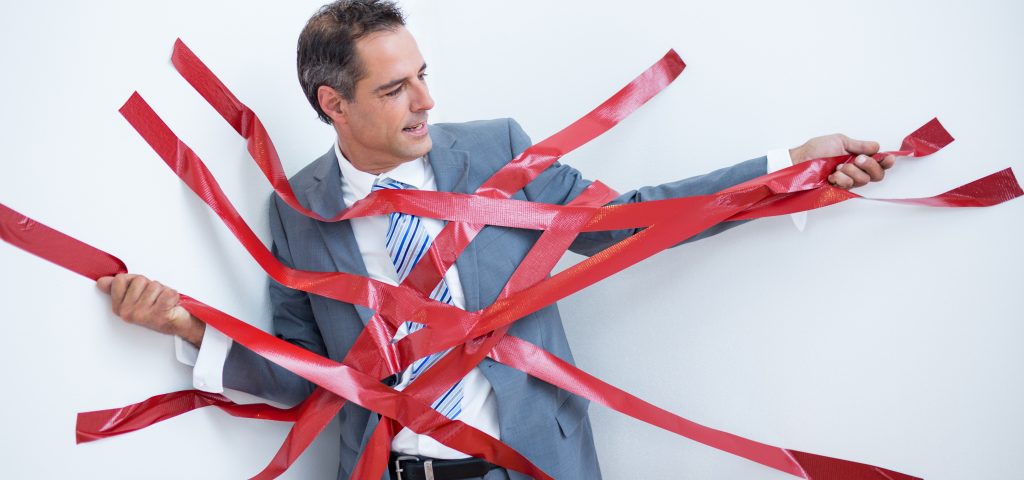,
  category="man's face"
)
[336,26,434,173]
